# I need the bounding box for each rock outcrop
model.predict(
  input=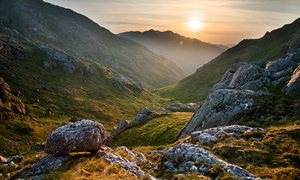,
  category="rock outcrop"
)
[161,143,260,180]
[0,76,26,121]
[23,154,72,177]
[178,35,300,139]
[111,108,170,134]
[96,146,154,179]
[285,65,300,95]
[190,125,265,143]
[45,120,106,154]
